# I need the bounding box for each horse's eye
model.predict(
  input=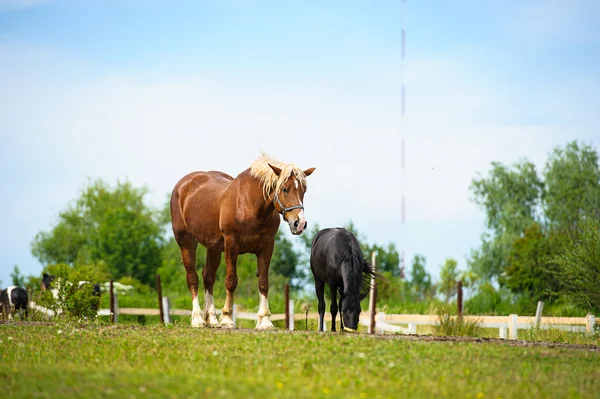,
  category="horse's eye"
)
[282,188,289,194]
